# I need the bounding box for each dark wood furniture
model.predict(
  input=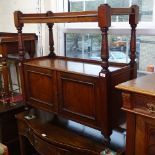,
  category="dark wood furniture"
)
[0,33,37,154]
[23,57,132,137]
[0,102,24,155]
[0,32,37,58]
[0,44,25,153]
[0,32,37,102]
[116,73,155,155]
[14,4,139,154]
[0,44,10,100]
[16,109,125,155]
